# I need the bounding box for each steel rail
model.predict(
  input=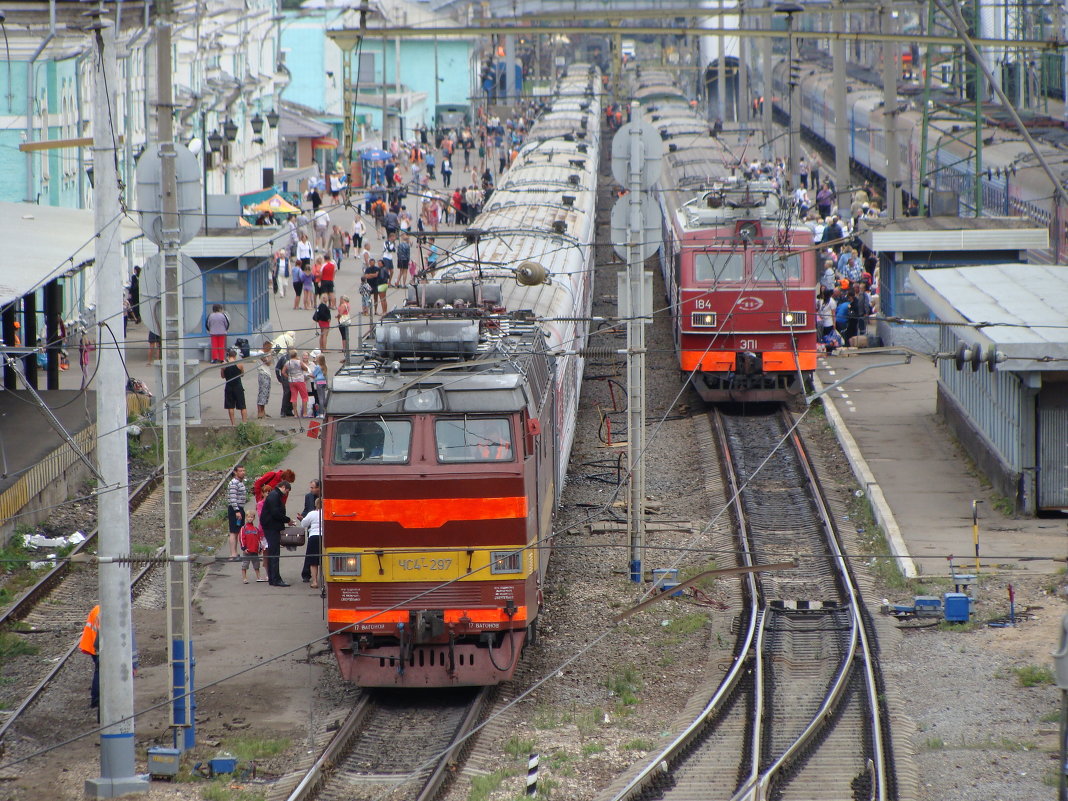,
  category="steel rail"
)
[787,412,888,801]
[283,695,374,801]
[0,468,162,629]
[732,409,886,801]
[413,687,493,801]
[0,454,245,748]
[606,411,761,801]
[285,687,492,801]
